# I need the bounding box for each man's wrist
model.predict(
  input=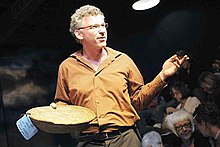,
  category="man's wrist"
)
[159,71,172,83]
[159,71,166,81]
